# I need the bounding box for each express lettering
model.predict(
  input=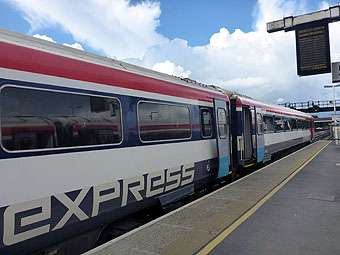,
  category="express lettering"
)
[2,163,195,246]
